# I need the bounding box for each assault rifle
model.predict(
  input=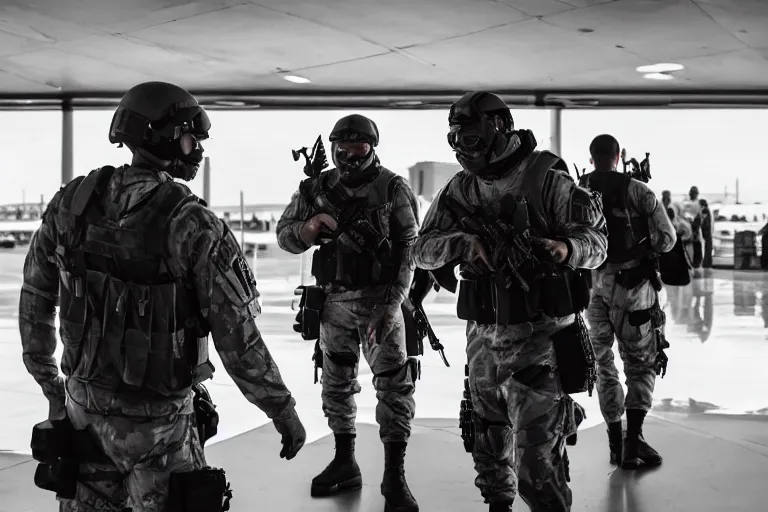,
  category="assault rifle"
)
[621,148,651,183]
[444,195,539,292]
[292,135,329,178]
[403,269,449,367]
